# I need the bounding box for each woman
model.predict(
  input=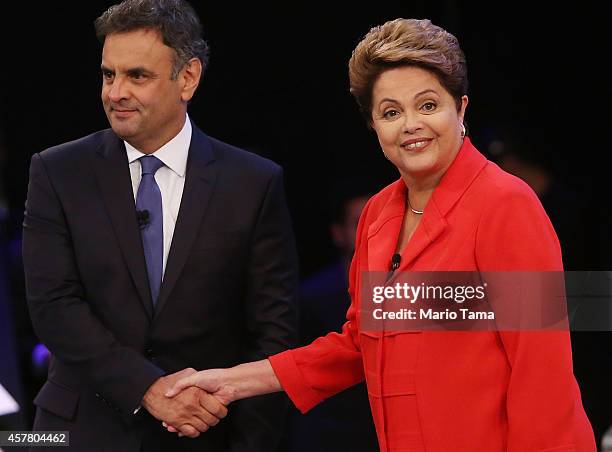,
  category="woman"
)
[166,19,595,451]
